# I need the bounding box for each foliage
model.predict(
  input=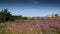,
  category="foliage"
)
[41,29,47,34]
[49,26,60,34]
[0,9,29,23]
[22,17,28,20]
[0,9,14,23]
